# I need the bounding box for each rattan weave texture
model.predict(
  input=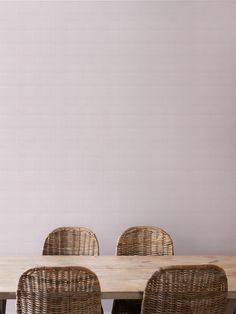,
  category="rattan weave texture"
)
[116,226,173,256]
[42,227,99,256]
[17,266,102,314]
[141,264,228,314]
